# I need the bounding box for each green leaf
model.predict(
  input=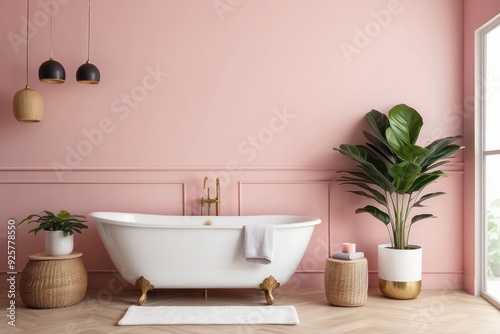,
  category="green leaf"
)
[348,191,381,204]
[58,210,71,218]
[366,109,390,142]
[418,144,462,172]
[337,145,387,173]
[18,213,39,225]
[406,171,446,193]
[400,144,429,161]
[411,214,435,225]
[337,144,396,192]
[425,160,450,171]
[342,182,387,206]
[42,210,56,217]
[364,131,396,163]
[355,205,391,225]
[425,135,463,150]
[339,177,377,187]
[338,170,375,183]
[385,127,407,158]
[414,192,446,207]
[417,136,462,170]
[388,161,421,193]
[387,104,423,145]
